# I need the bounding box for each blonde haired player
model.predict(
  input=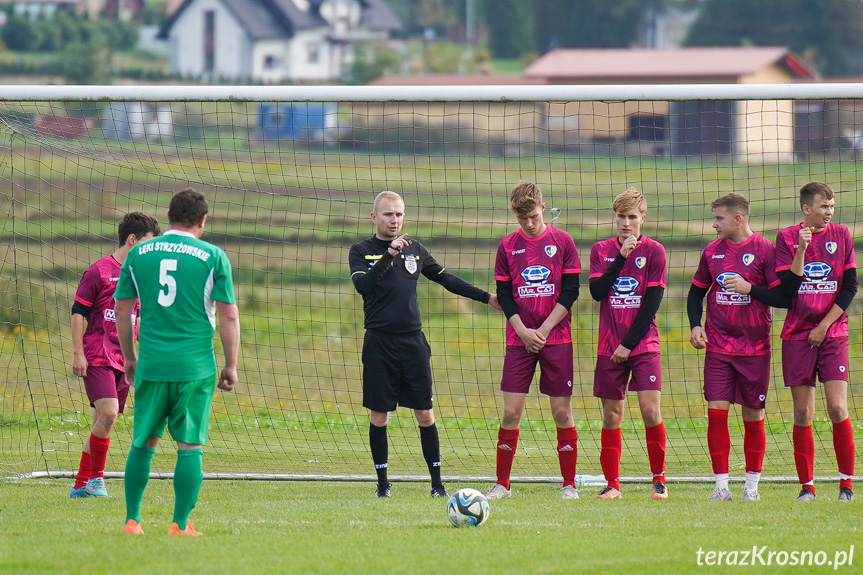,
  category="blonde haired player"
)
[488,181,581,500]
[589,188,668,500]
